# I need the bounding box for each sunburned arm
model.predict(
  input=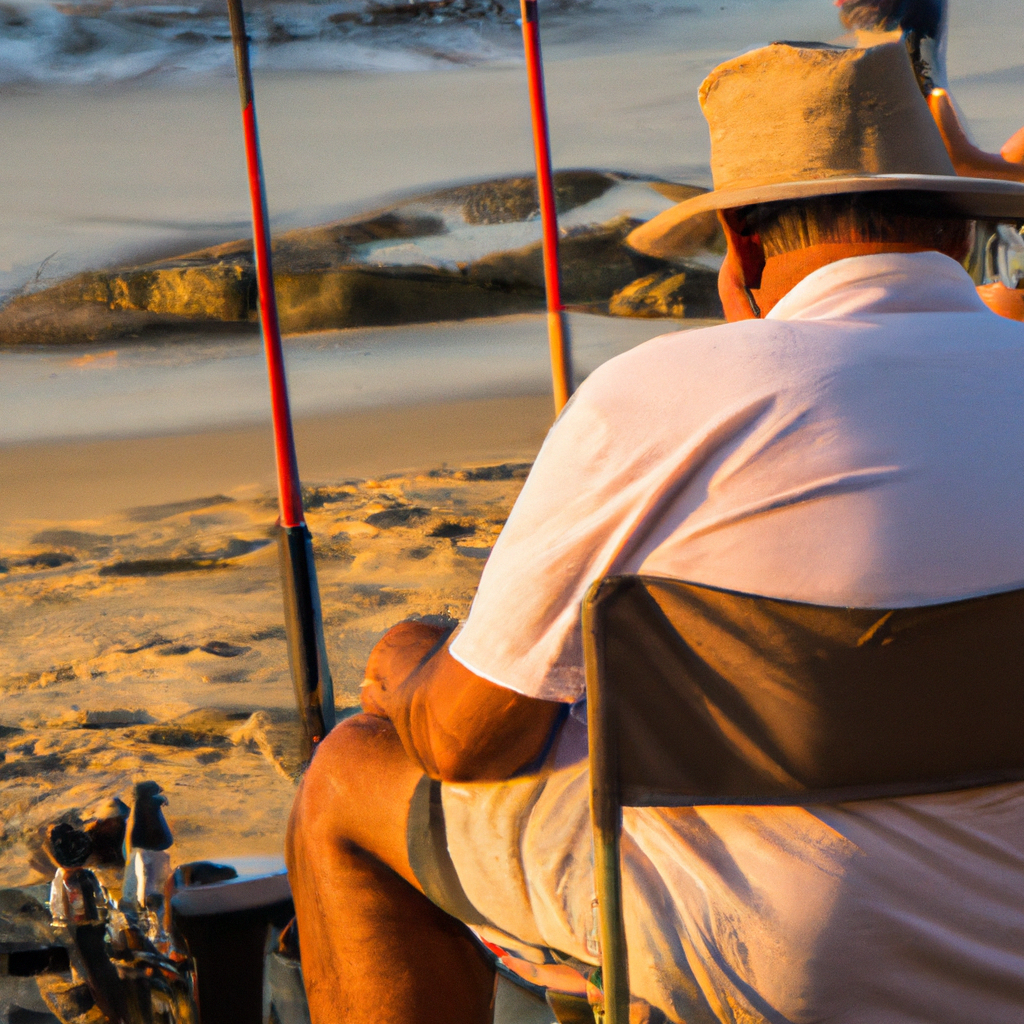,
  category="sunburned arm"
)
[359,620,565,783]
